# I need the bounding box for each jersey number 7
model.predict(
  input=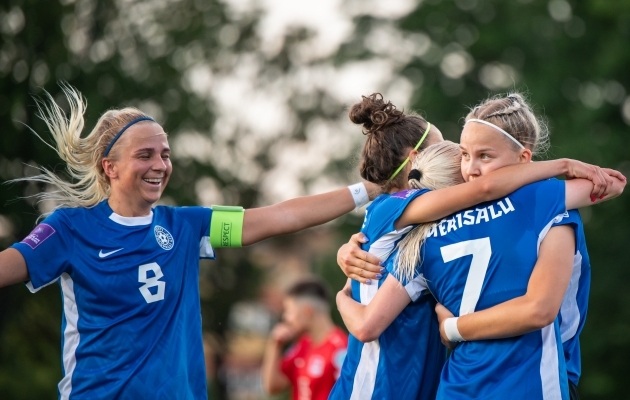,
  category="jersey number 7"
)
[440,238,492,316]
